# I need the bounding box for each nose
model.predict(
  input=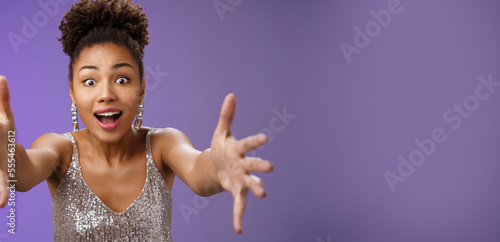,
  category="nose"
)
[98,81,117,103]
